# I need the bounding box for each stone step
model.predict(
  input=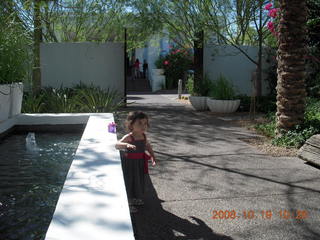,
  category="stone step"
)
[126,78,152,92]
[298,134,320,166]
